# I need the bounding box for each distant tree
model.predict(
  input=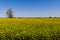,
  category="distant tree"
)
[7,8,14,18]
[54,17,56,18]
[49,16,52,18]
